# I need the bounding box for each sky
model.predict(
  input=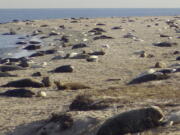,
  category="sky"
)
[0,0,180,8]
